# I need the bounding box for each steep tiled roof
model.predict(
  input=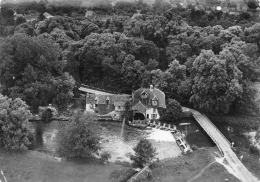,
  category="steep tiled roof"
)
[114,102,126,107]
[133,88,166,108]
[132,101,147,113]
[88,94,131,104]
[43,12,53,19]
[86,94,95,104]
